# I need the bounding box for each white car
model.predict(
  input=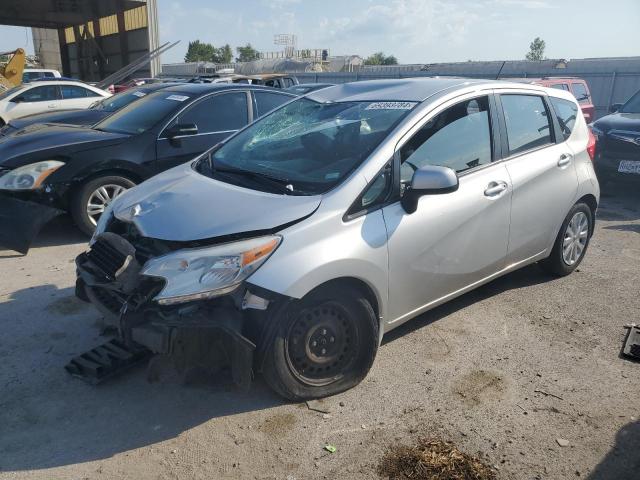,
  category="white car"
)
[0,81,111,126]
[22,68,62,82]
